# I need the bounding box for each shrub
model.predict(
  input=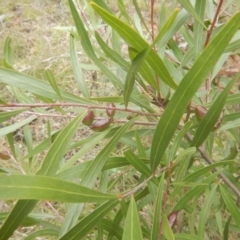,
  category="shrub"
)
[0,0,240,239]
